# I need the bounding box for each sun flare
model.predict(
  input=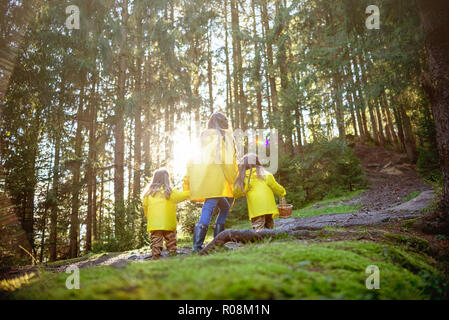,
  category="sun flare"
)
[171,126,201,187]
